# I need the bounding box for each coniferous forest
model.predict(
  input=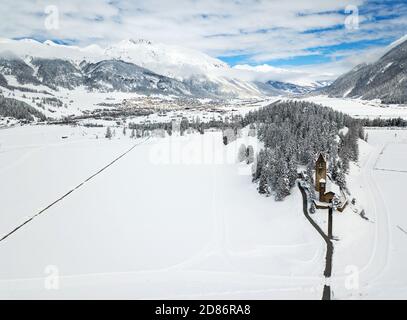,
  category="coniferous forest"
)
[0,96,46,122]
[242,101,364,200]
[127,100,364,201]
